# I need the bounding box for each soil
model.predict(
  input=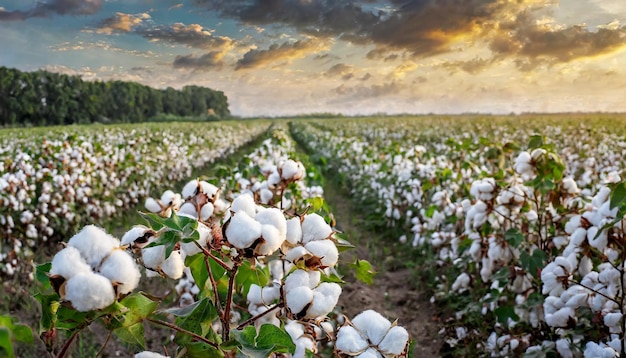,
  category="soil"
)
[327,182,443,357]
